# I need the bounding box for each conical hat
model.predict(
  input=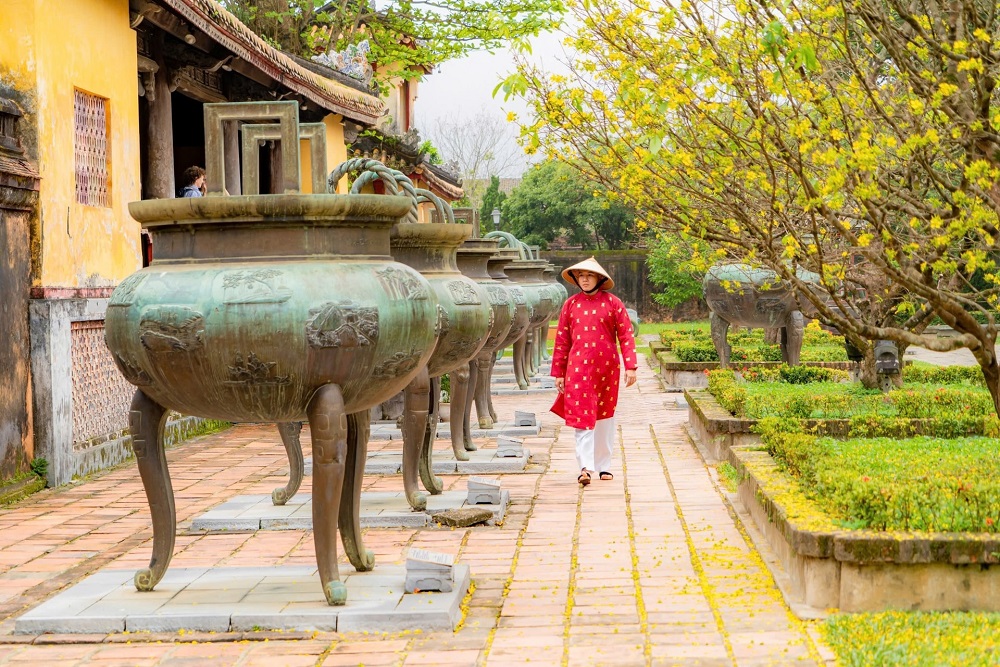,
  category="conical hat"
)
[561,256,614,291]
